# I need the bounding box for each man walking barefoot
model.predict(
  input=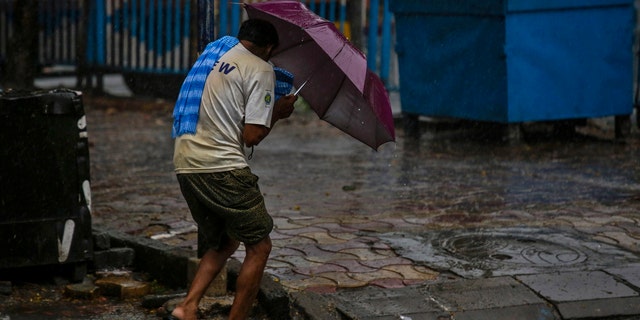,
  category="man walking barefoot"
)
[168,19,296,320]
